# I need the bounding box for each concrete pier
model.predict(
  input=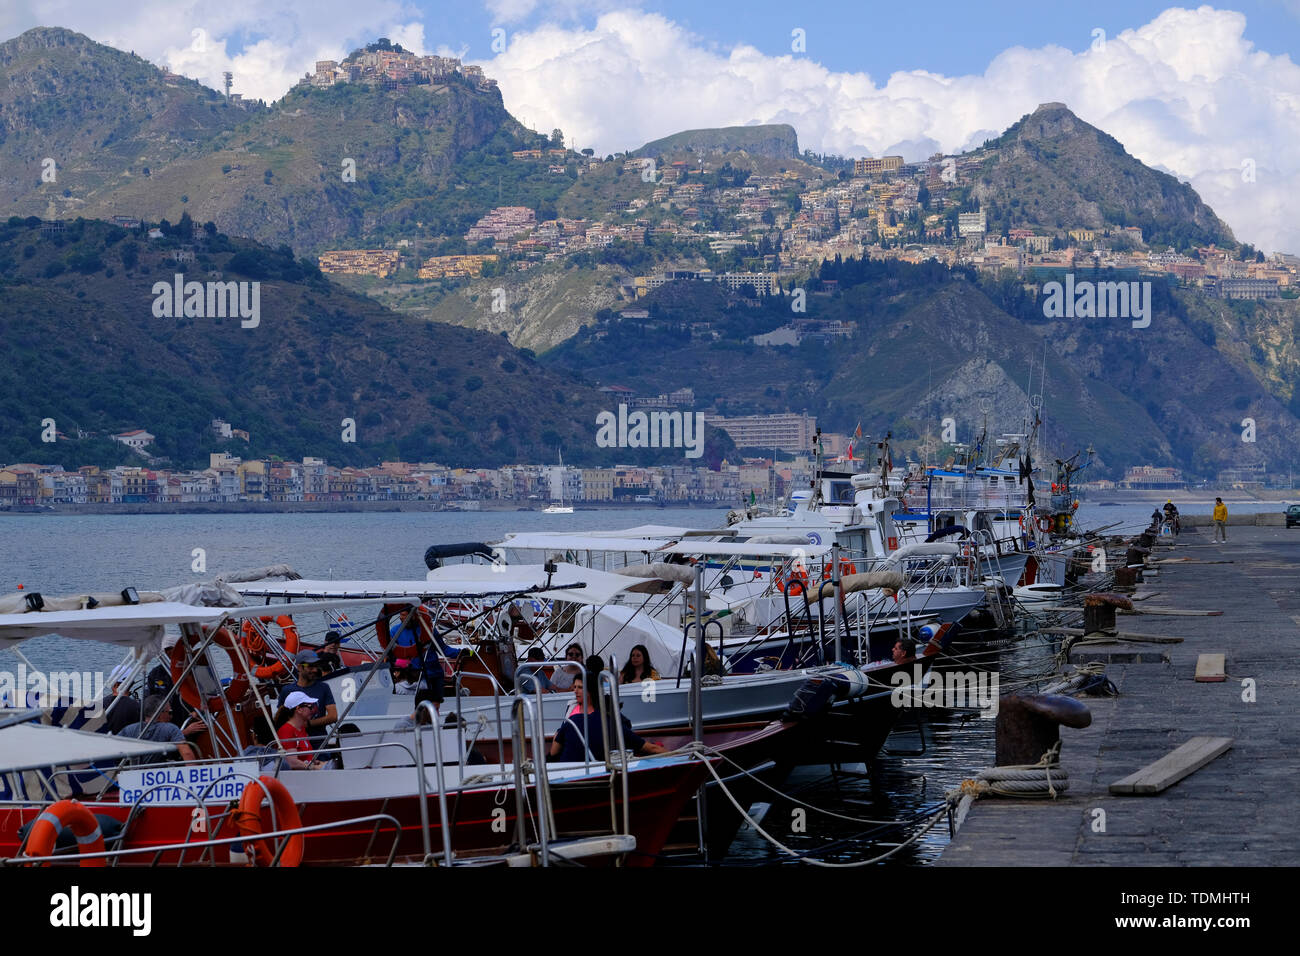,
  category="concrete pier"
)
[938,524,1300,866]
